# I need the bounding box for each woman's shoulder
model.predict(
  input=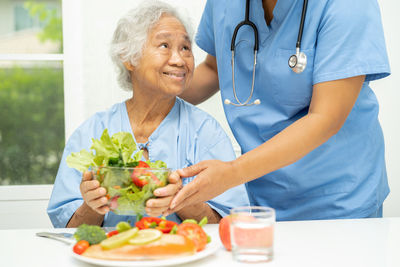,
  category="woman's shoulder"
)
[67,102,126,144]
[175,97,221,129]
[90,102,125,123]
[174,98,236,161]
[175,98,230,143]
